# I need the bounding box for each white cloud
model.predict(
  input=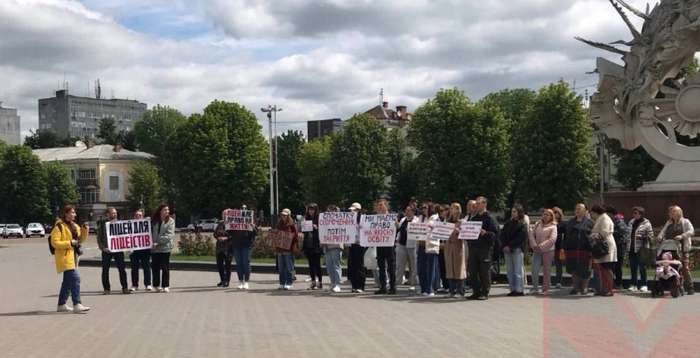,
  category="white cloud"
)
[0,0,654,141]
